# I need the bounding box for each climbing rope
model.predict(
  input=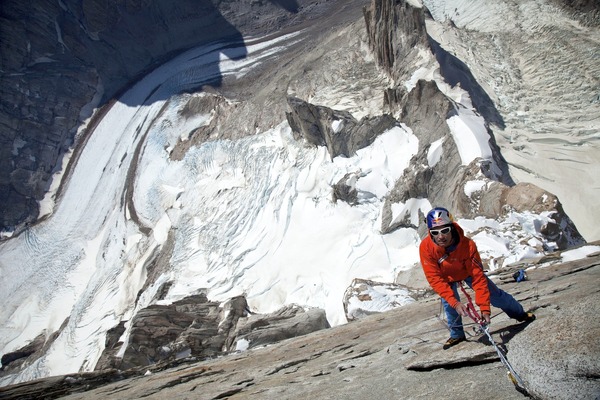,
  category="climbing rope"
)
[458,282,530,395]
[436,299,482,338]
